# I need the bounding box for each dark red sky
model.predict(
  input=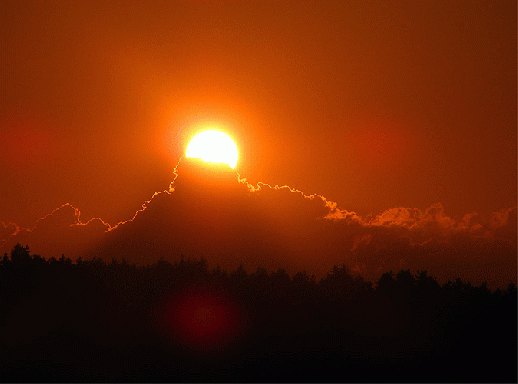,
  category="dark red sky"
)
[1,0,516,229]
